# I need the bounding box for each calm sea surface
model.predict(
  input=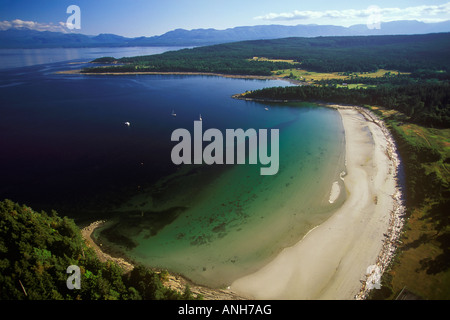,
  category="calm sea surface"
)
[0,47,346,287]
